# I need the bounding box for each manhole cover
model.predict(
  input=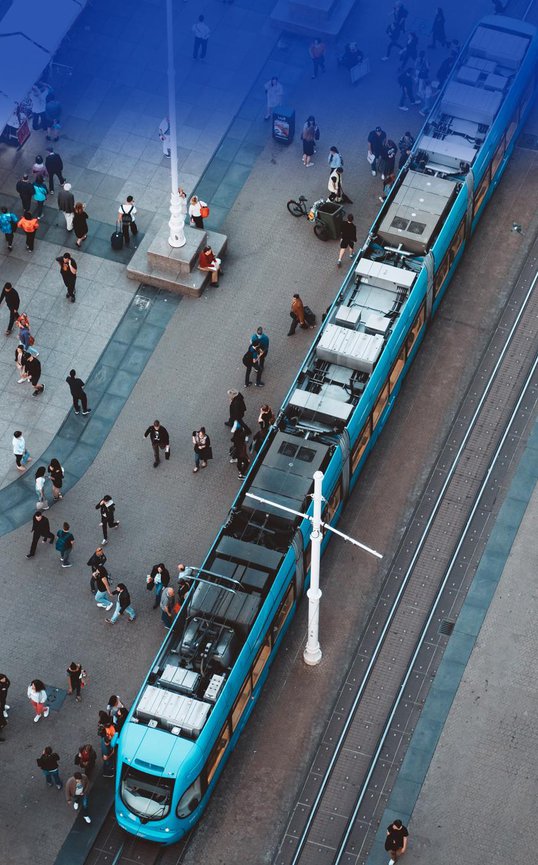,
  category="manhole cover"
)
[45,686,68,711]
[439,619,455,636]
